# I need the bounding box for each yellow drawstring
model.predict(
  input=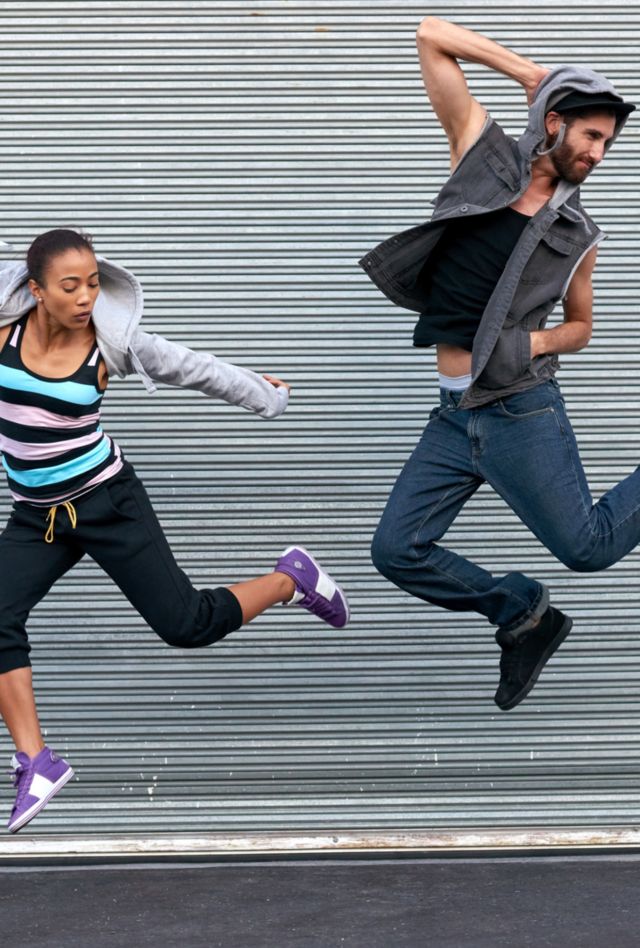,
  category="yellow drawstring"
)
[45,501,77,544]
